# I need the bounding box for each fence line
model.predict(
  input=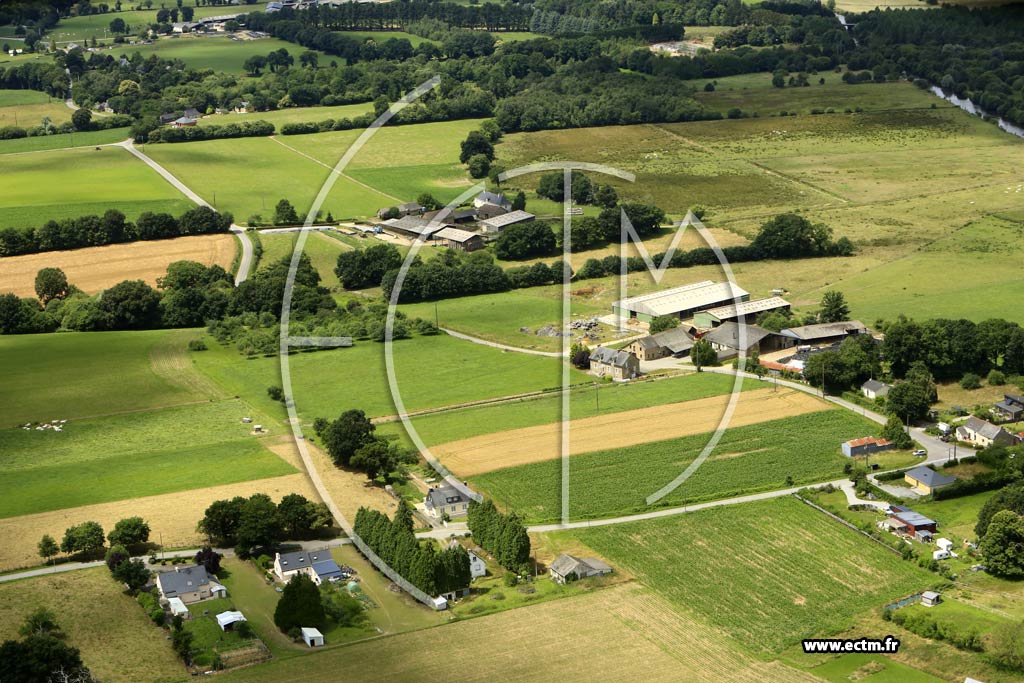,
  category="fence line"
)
[792,494,902,556]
